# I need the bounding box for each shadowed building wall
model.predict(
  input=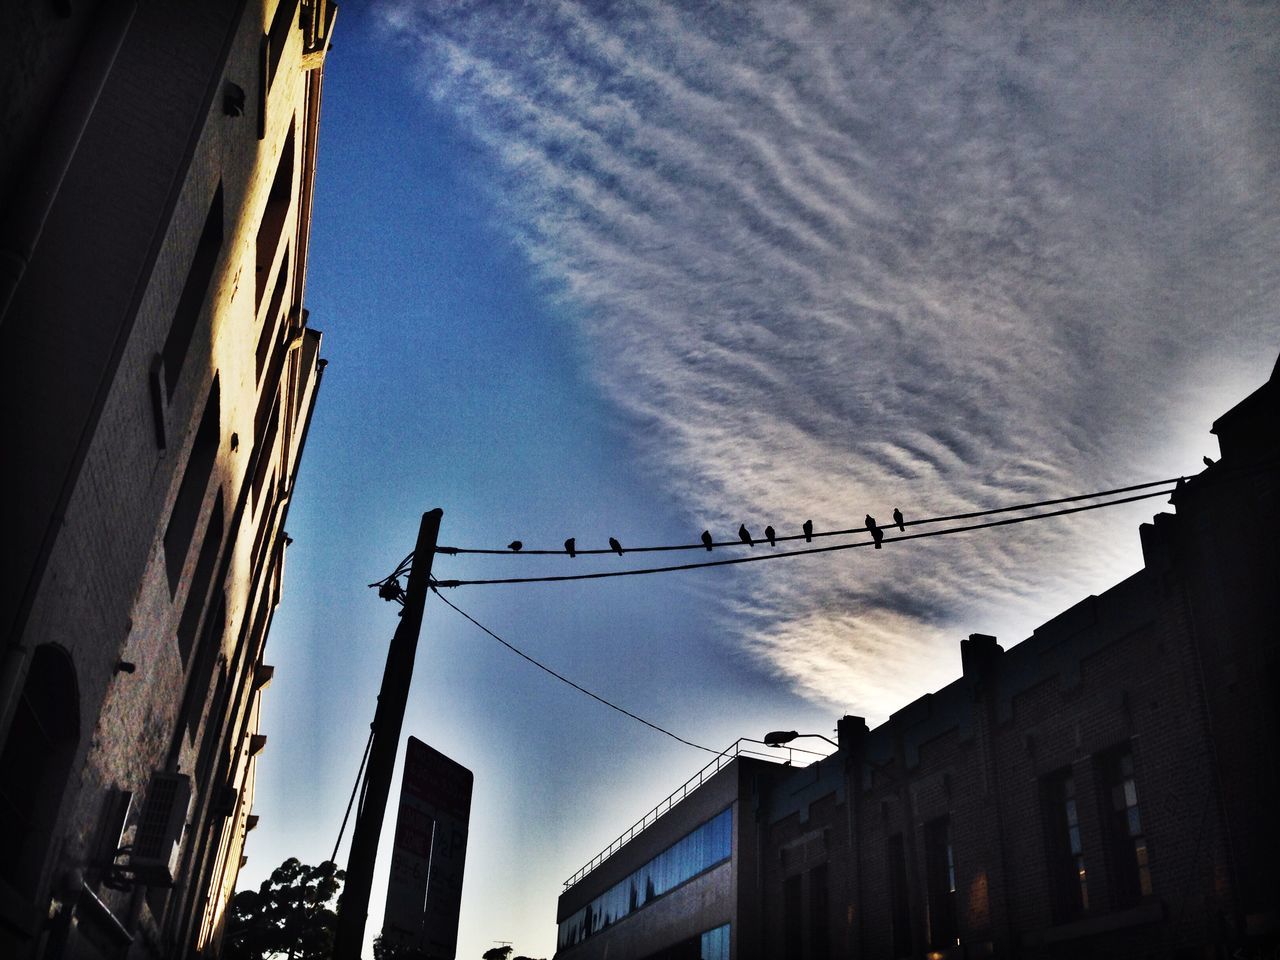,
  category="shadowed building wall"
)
[0,1,335,957]
[555,362,1279,960]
